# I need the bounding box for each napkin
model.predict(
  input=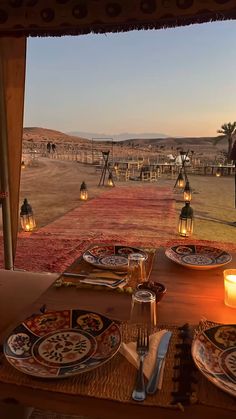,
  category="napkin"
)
[120,329,168,390]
